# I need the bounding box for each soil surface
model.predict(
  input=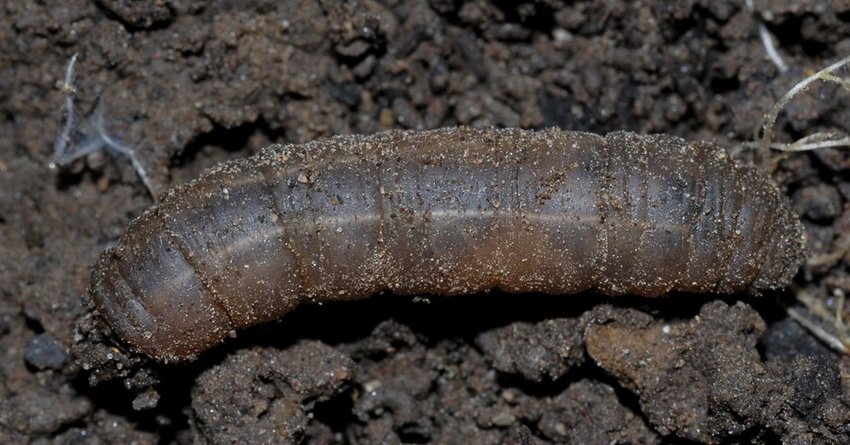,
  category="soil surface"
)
[2,0,850,444]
